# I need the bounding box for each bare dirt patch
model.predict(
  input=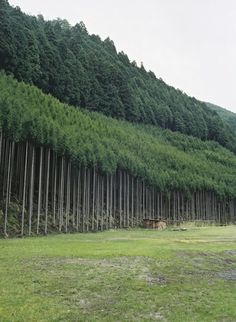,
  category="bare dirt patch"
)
[27,256,157,270]
[139,266,166,285]
[224,250,236,256]
[218,270,236,281]
[149,312,166,320]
